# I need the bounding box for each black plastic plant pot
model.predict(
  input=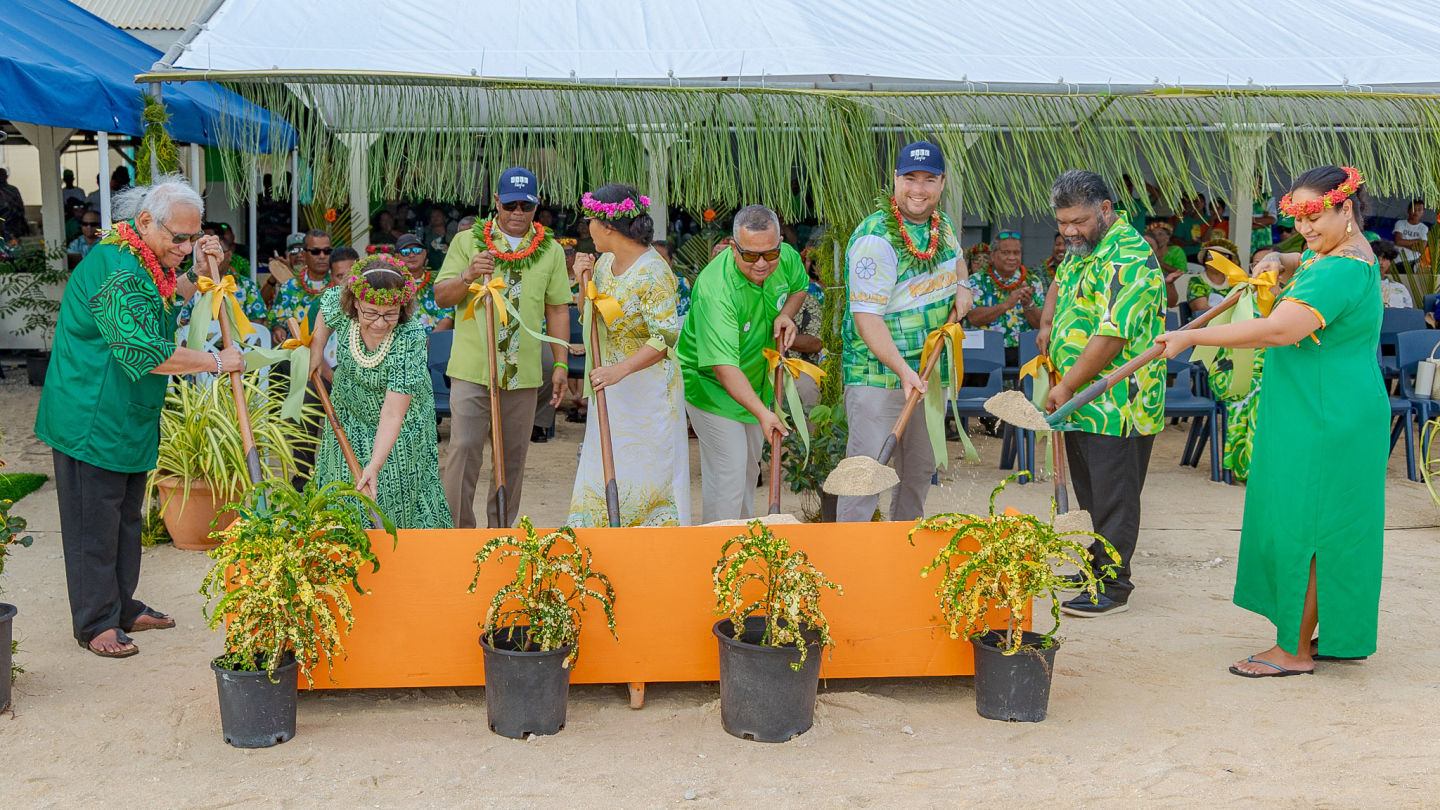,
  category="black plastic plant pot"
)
[211,655,299,748]
[970,630,1060,723]
[25,353,48,387]
[480,626,572,739]
[713,616,822,743]
[0,603,15,713]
